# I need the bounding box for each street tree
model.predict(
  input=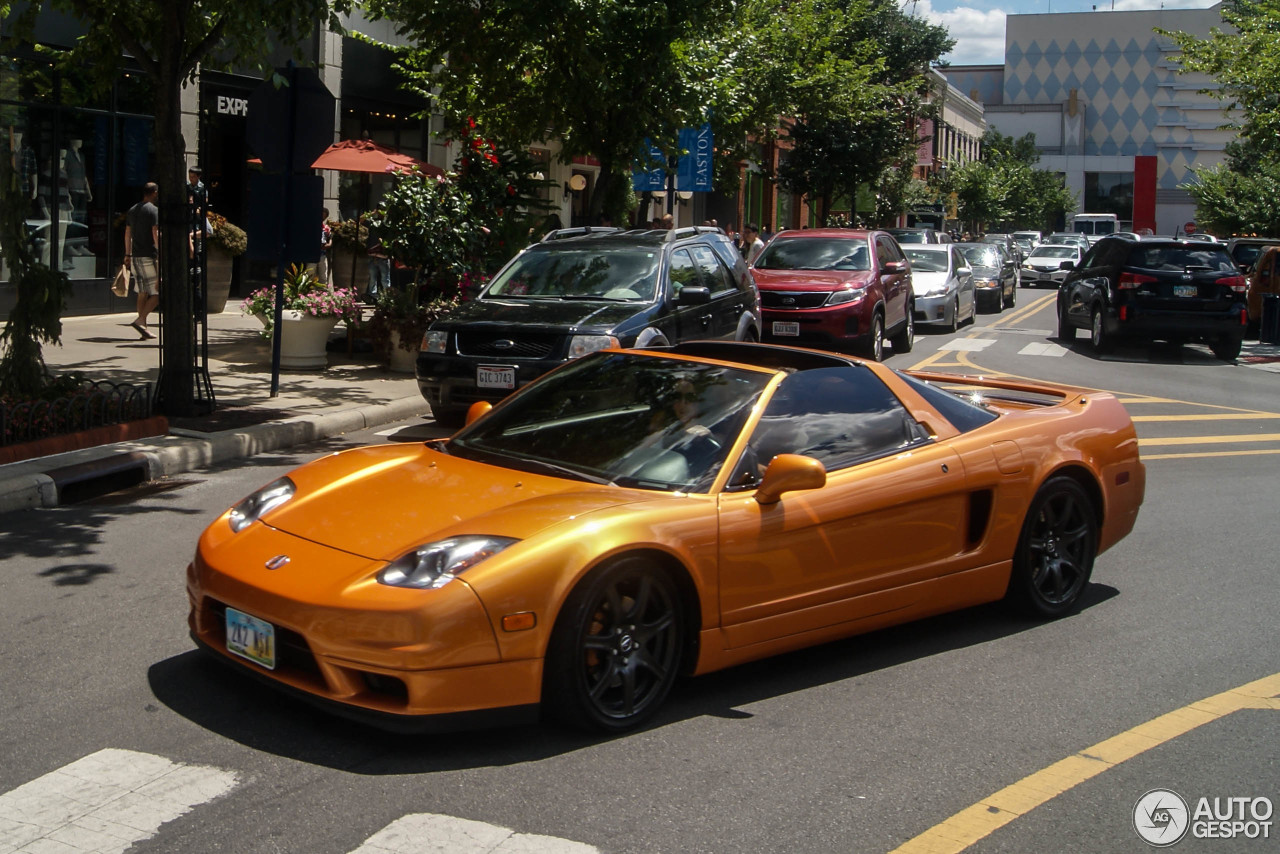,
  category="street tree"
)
[363,0,728,225]
[5,0,351,415]
[1161,0,1280,233]
[934,129,1074,233]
